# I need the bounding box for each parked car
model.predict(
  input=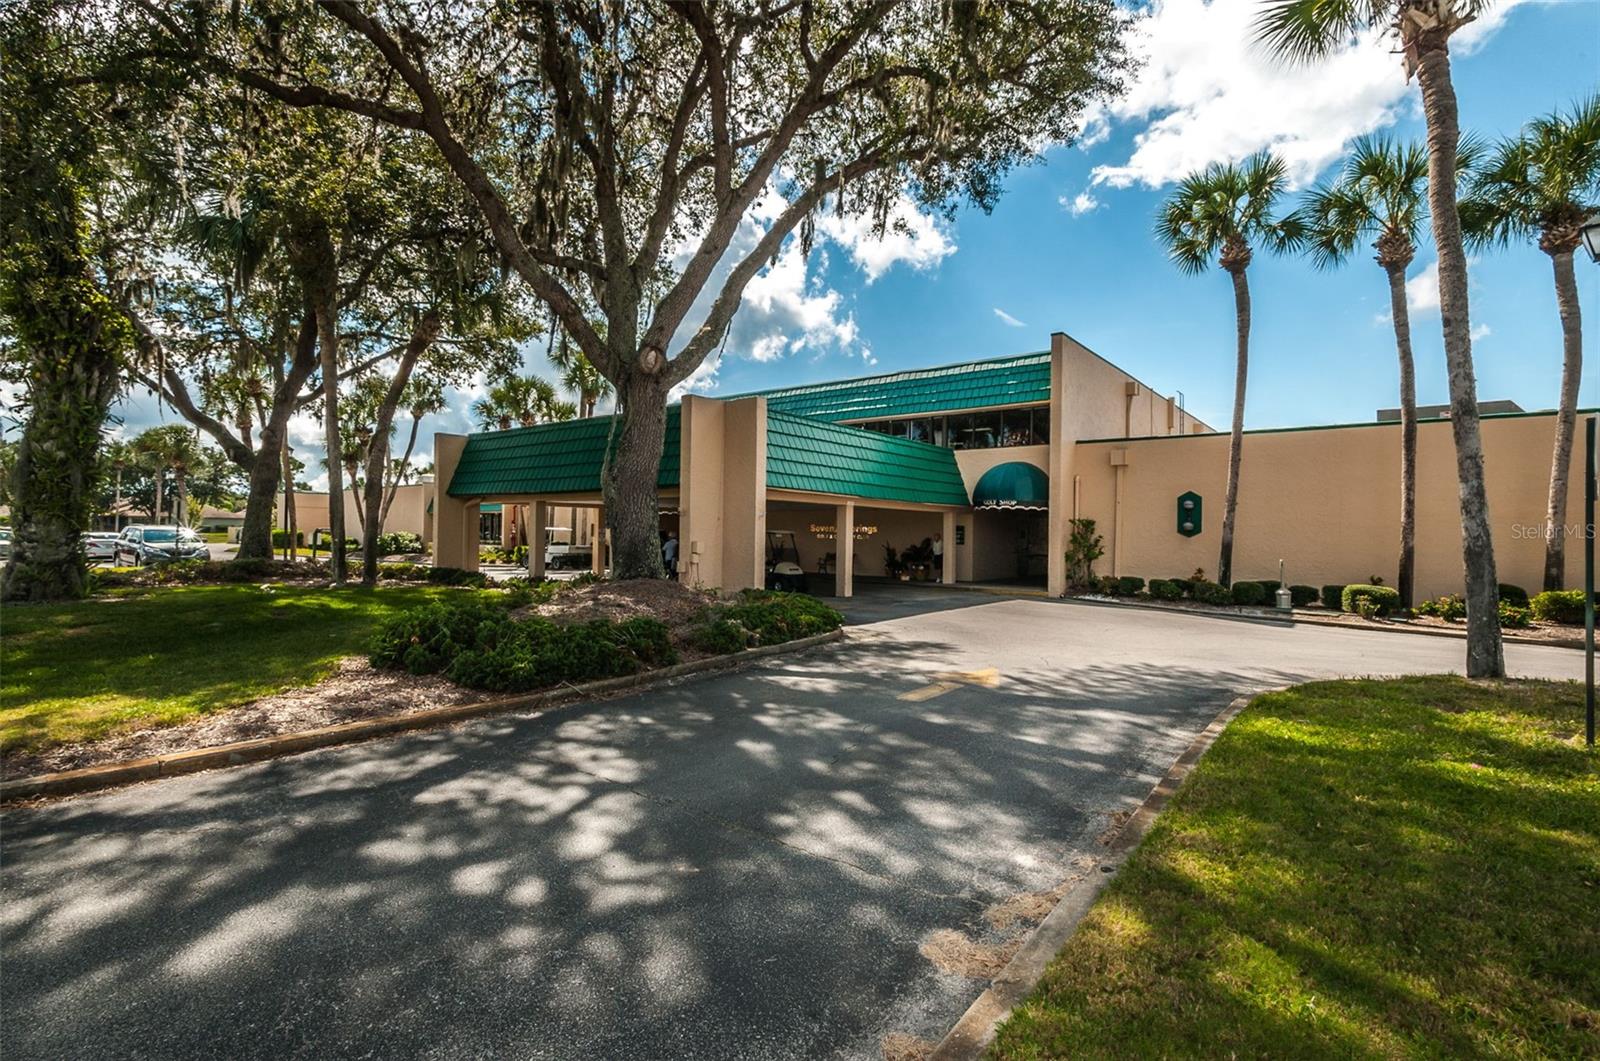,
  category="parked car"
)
[81,531,120,563]
[0,526,11,563]
[114,525,209,567]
